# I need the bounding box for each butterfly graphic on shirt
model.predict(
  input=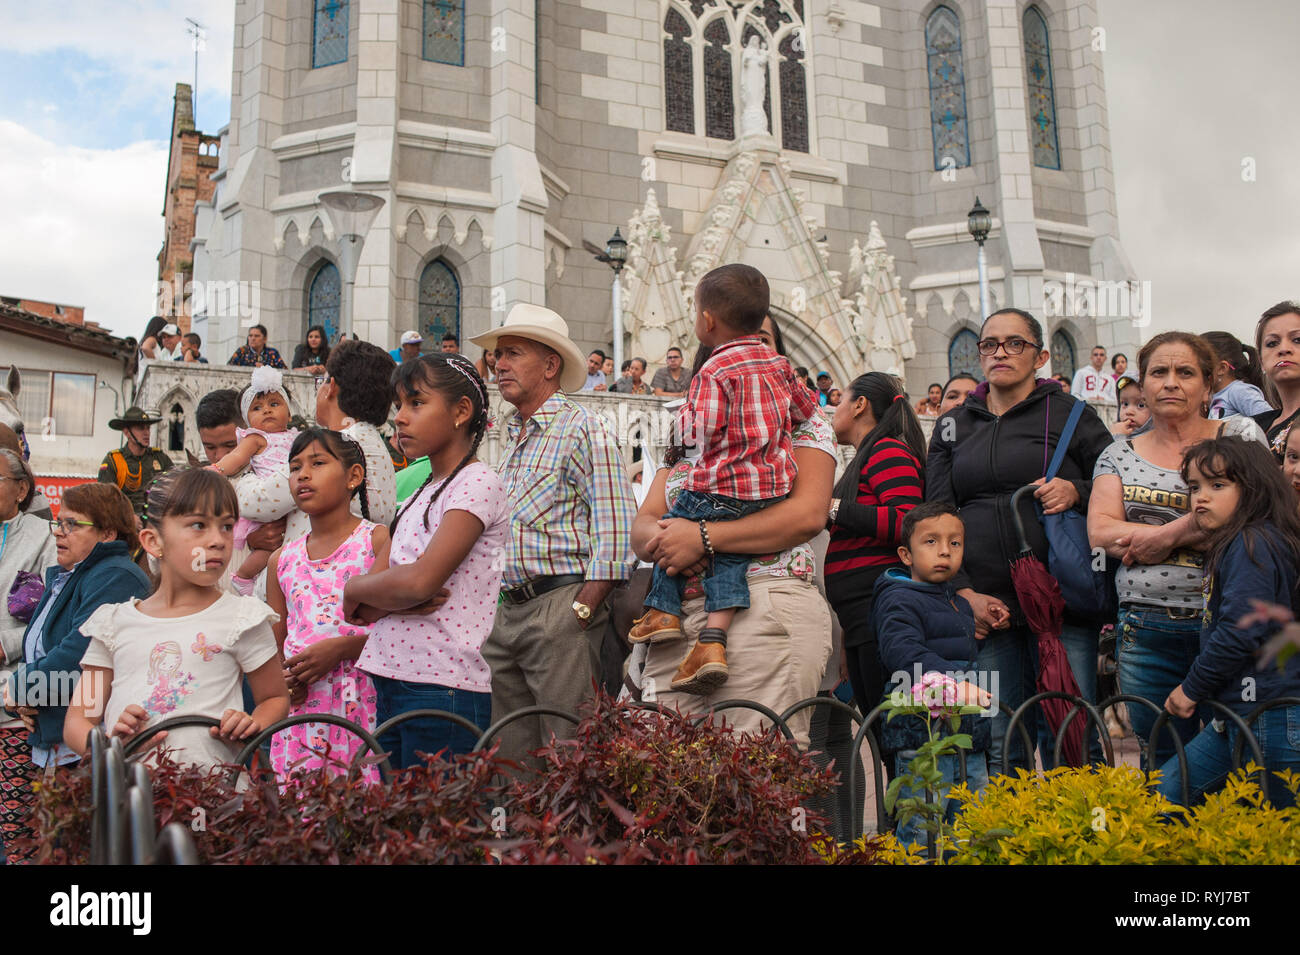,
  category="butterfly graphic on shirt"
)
[191,633,224,662]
